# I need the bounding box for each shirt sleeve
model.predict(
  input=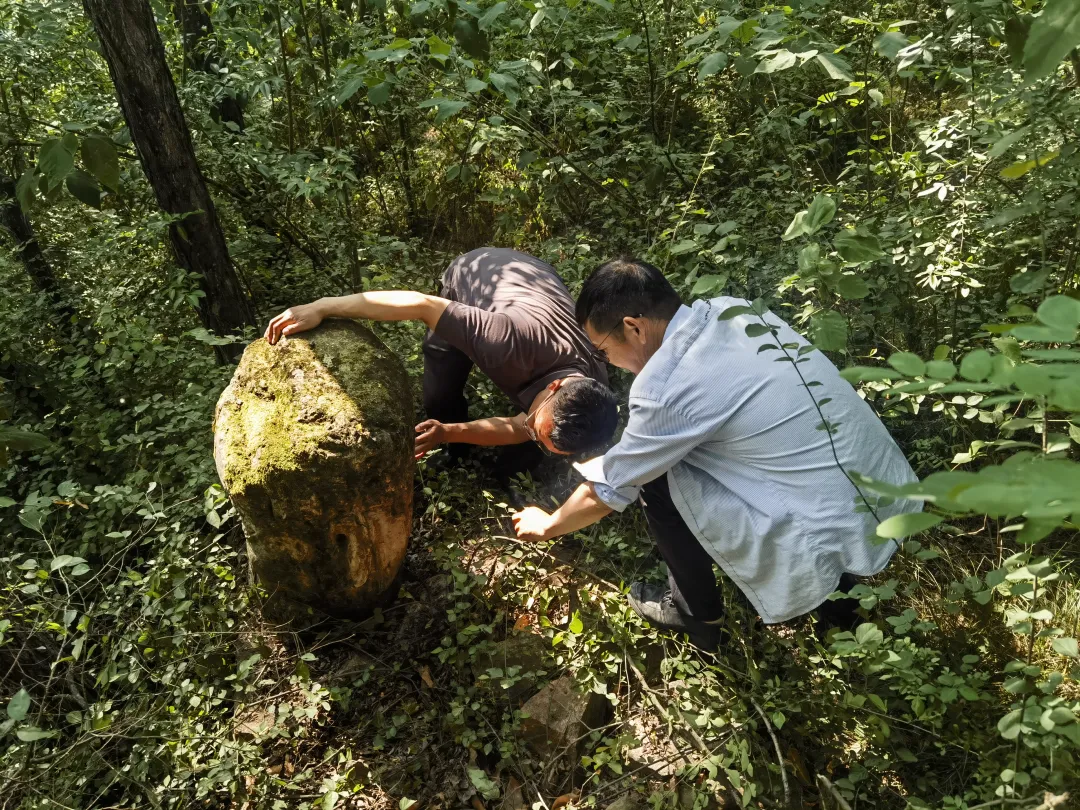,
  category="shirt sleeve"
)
[587,397,717,512]
[432,301,521,369]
